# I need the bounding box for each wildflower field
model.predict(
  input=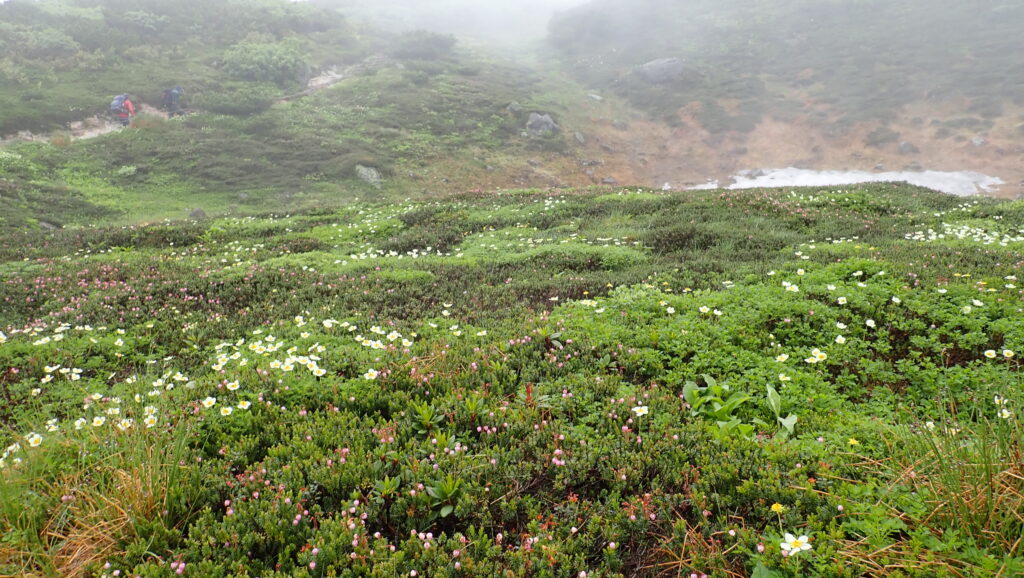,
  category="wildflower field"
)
[1,185,1022,577]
